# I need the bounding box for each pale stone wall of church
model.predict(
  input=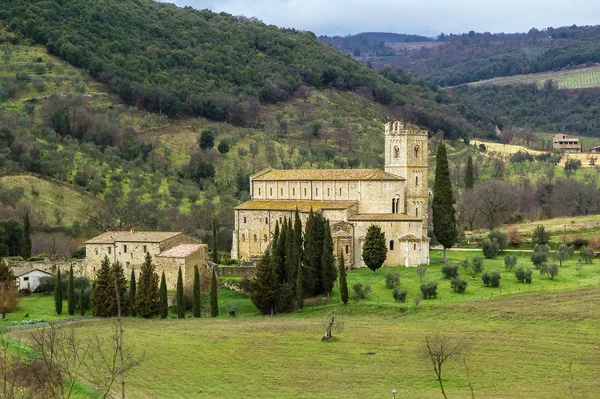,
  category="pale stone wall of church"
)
[357,181,405,214]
